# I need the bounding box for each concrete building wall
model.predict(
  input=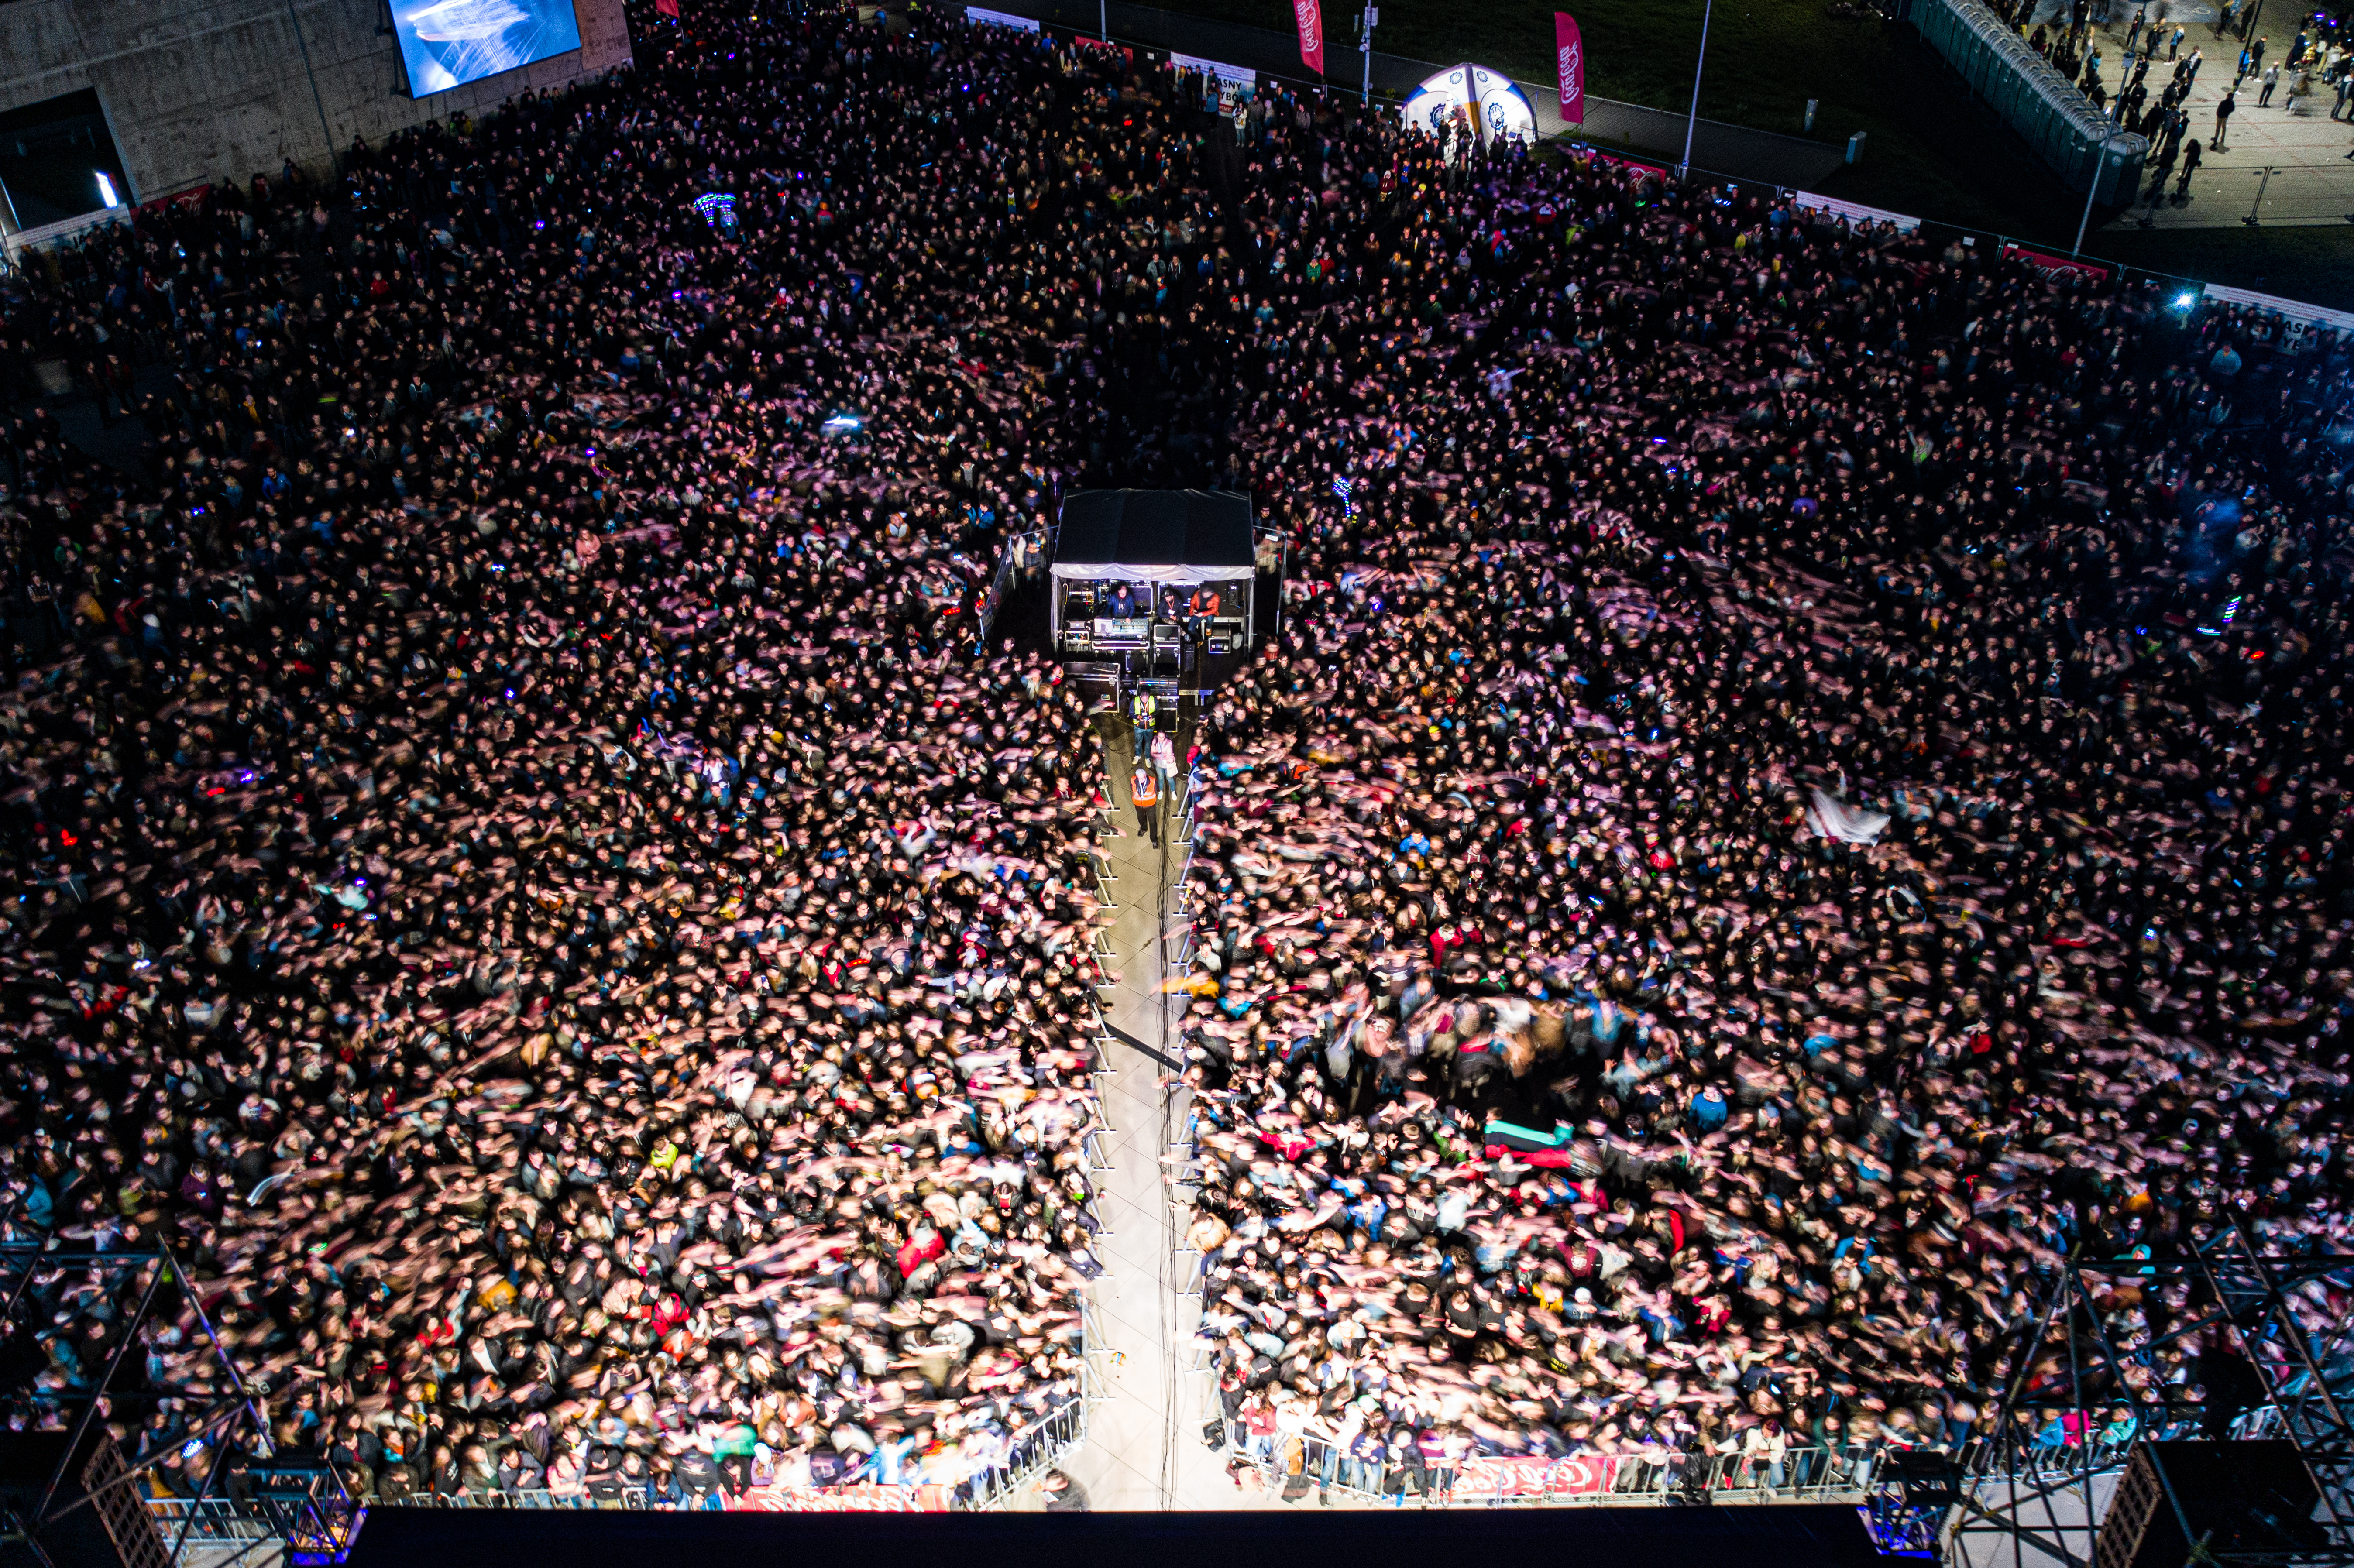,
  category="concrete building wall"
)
[0,0,632,207]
